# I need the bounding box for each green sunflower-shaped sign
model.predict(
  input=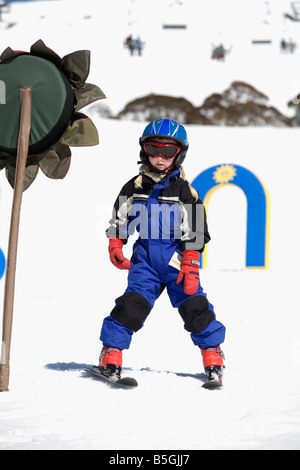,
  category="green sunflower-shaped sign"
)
[0,39,105,190]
